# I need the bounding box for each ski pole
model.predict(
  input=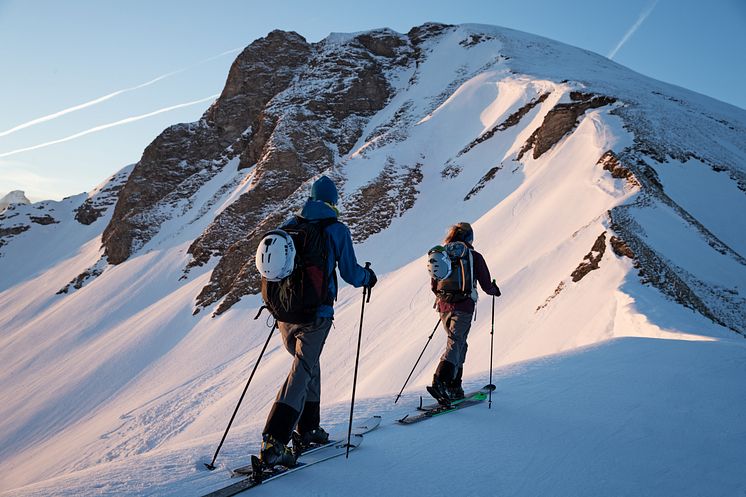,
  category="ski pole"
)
[393,318,441,404]
[204,320,277,470]
[346,262,370,458]
[489,280,495,409]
